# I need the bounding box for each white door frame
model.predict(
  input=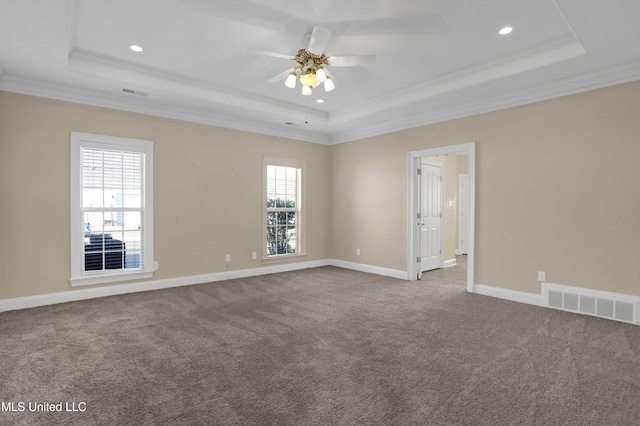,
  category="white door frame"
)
[407,142,476,293]
[457,173,470,255]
